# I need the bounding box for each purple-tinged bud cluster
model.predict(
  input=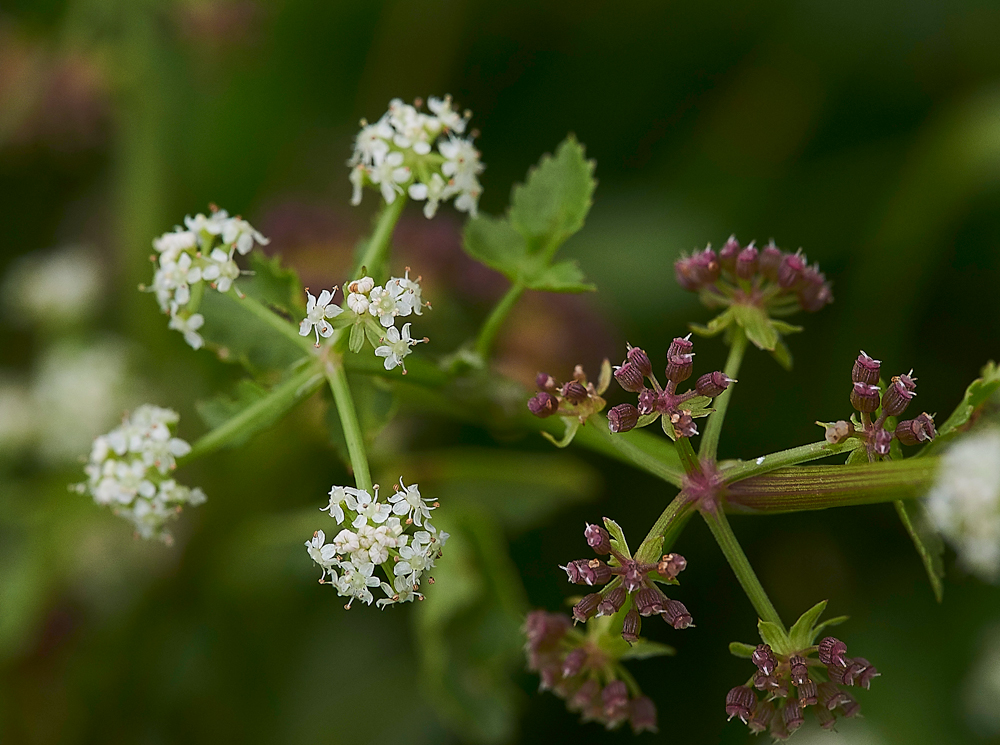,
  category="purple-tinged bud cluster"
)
[527,364,607,422]
[564,523,692,642]
[523,610,659,733]
[831,351,937,459]
[726,636,877,740]
[609,337,733,438]
[674,238,833,314]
